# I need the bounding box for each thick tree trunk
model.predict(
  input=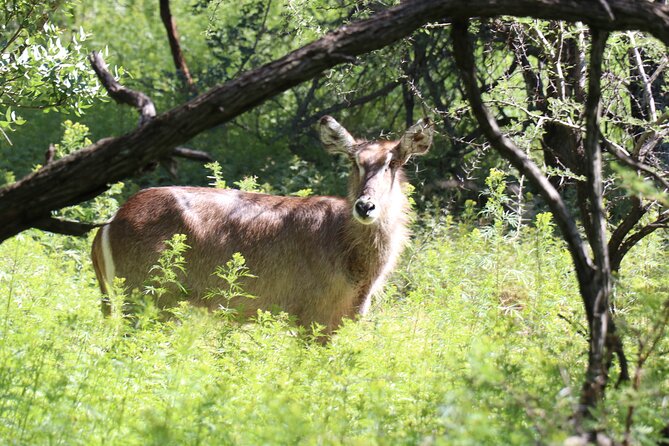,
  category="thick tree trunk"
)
[576,30,612,428]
